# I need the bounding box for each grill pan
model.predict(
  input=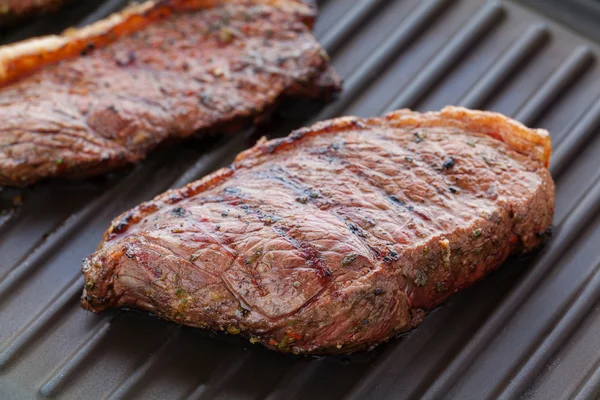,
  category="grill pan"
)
[1,0,600,399]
